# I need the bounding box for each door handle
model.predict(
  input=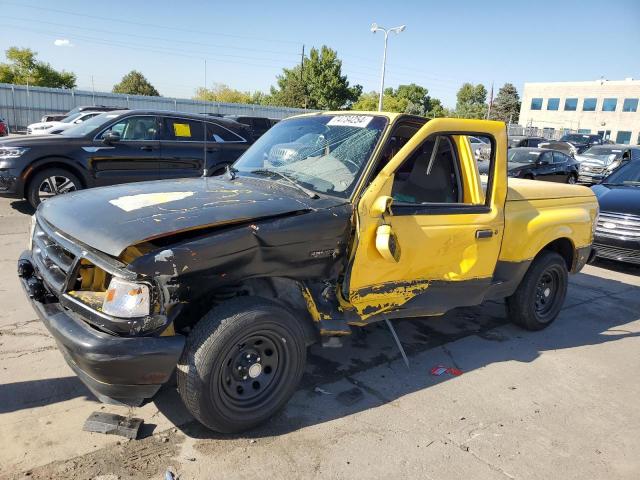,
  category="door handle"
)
[140,145,153,151]
[475,229,494,239]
